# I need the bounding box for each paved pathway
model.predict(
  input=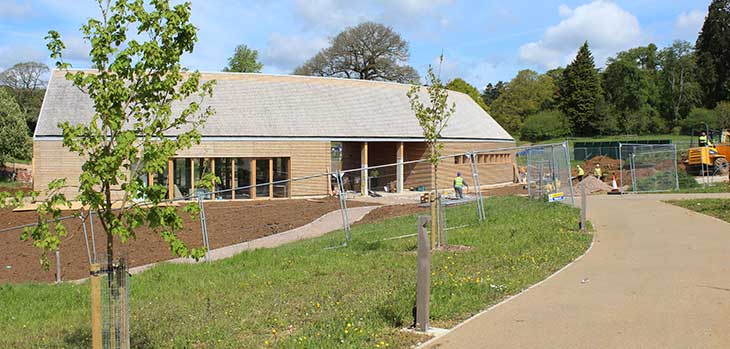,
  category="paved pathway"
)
[423,193,730,348]
[128,206,378,275]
